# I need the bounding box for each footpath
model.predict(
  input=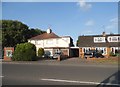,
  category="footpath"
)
[1,57,118,68]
